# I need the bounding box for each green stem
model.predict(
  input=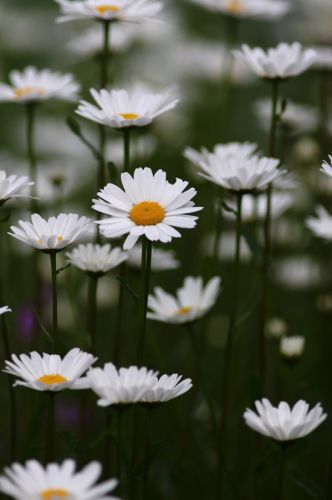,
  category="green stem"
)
[50,252,58,351]
[142,408,153,500]
[104,410,112,476]
[275,448,287,500]
[45,393,55,463]
[113,263,125,365]
[123,128,131,173]
[87,274,98,355]
[220,16,238,141]
[26,103,38,213]
[216,192,243,499]
[213,188,223,266]
[318,70,329,155]
[136,238,152,363]
[116,409,124,490]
